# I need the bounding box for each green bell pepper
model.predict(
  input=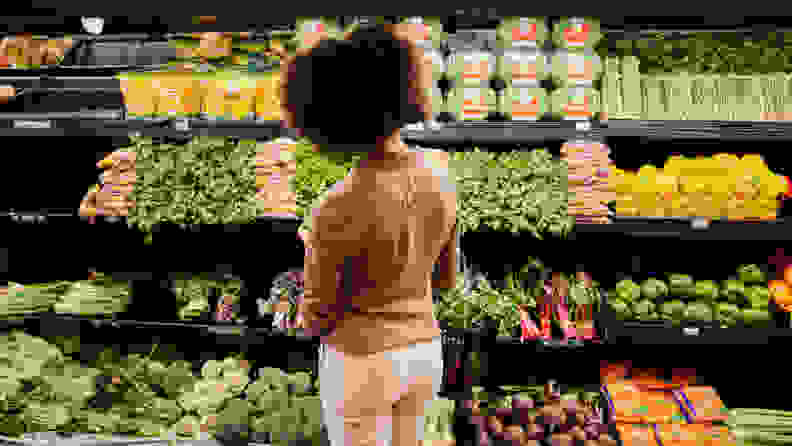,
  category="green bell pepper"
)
[683,302,713,322]
[693,280,719,302]
[632,299,656,320]
[745,285,771,310]
[608,298,632,320]
[737,264,766,284]
[713,302,740,327]
[640,278,669,301]
[739,308,772,327]
[615,279,641,303]
[667,274,694,299]
[720,279,747,305]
